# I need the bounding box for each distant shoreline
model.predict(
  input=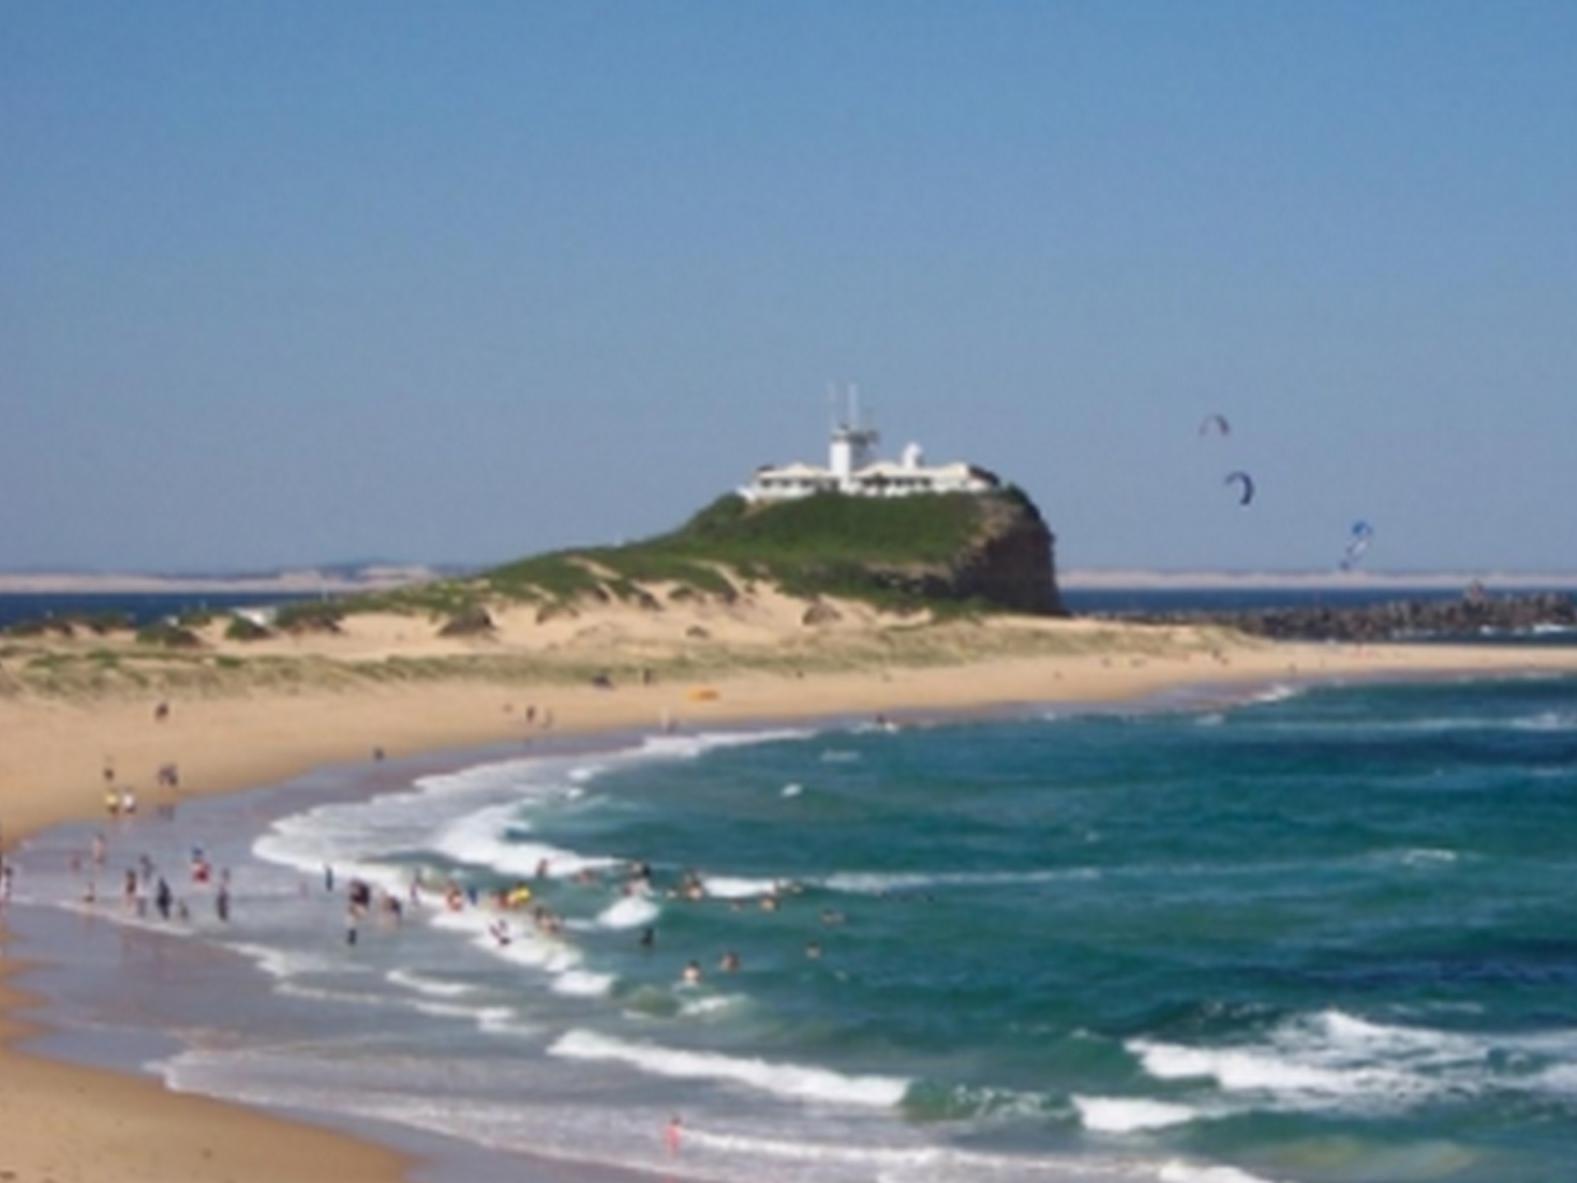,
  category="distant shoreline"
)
[6,567,1577,597]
